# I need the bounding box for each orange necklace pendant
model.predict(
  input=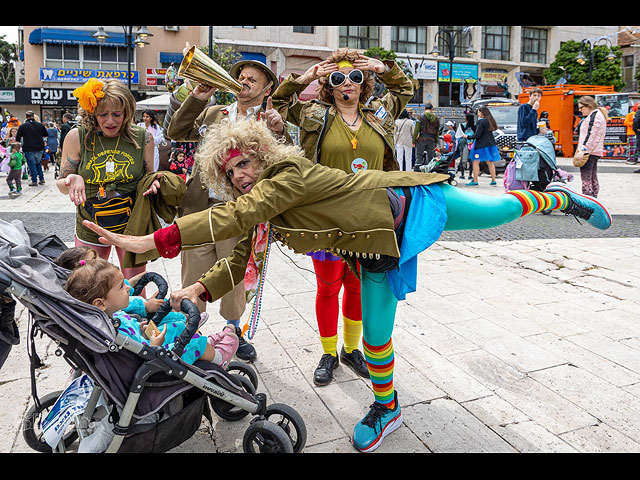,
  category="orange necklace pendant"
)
[351,138,358,150]
[98,186,105,198]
